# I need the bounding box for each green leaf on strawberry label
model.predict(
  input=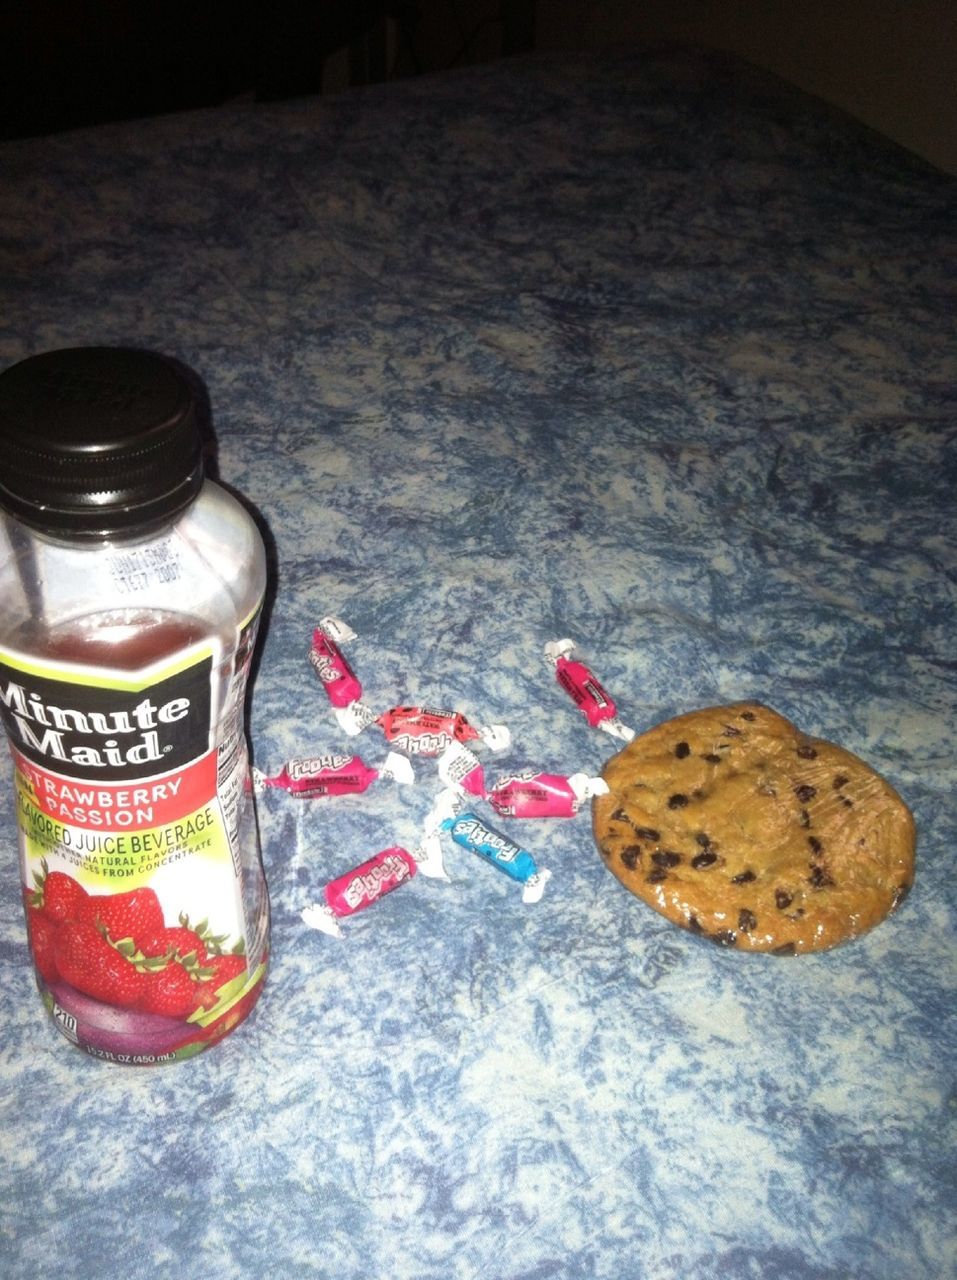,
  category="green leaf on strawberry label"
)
[178,912,230,956]
[187,962,265,1027]
[31,857,50,897]
[172,1040,210,1061]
